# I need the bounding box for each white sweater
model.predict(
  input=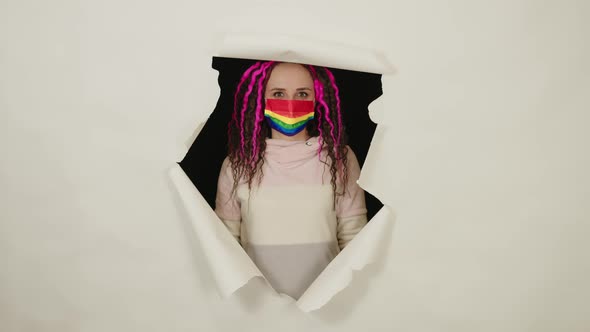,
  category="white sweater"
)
[215,136,368,299]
